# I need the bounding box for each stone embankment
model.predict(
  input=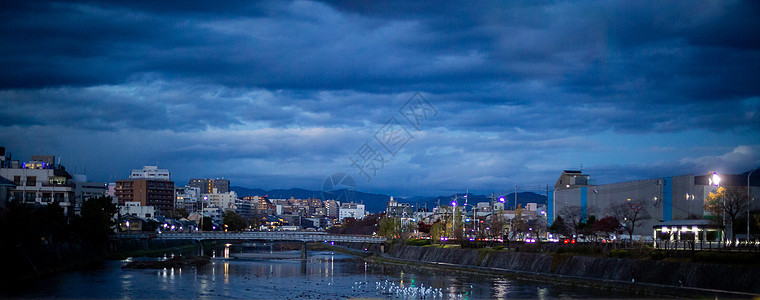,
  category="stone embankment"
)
[0,238,199,286]
[388,245,760,295]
